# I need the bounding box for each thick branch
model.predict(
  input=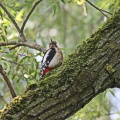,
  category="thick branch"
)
[0,65,16,98]
[21,0,43,33]
[0,41,46,52]
[0,8,120,120]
